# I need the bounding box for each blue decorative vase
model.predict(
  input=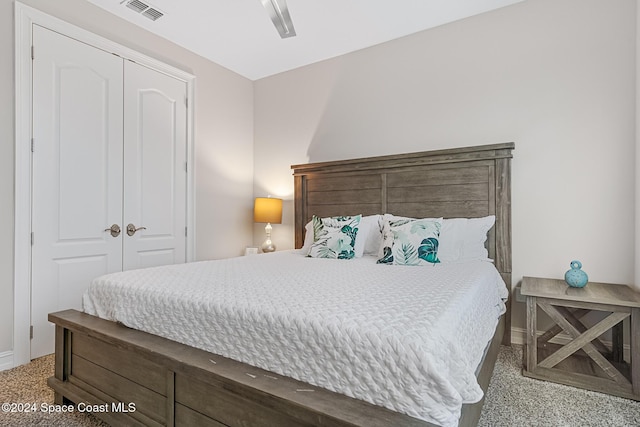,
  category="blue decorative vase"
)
[564,260,588,288]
